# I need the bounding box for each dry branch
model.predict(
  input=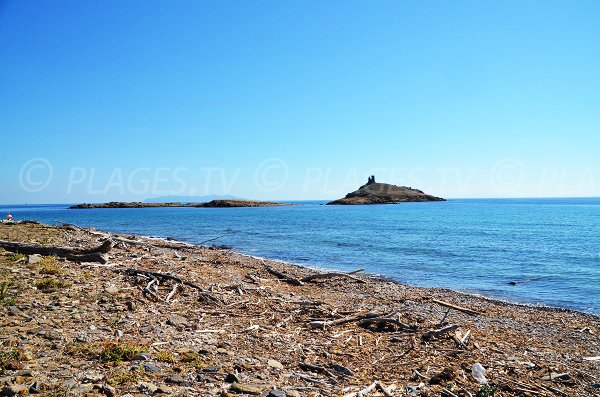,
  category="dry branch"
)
[301,269,366,284]
[309,312,384,329]
[261,260,304,286]
[358,316,415,331]
[422,324,460,340]
[431,299,480,316]
[116,268,220,303]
